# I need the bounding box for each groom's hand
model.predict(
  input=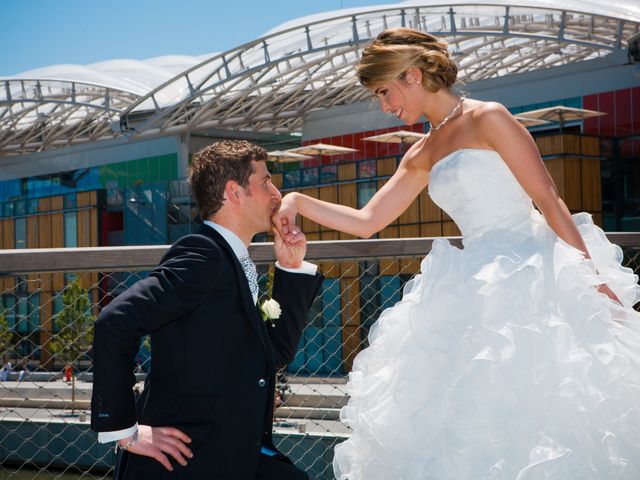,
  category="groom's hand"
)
[118,424,193,471]
[272,226,307,268]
